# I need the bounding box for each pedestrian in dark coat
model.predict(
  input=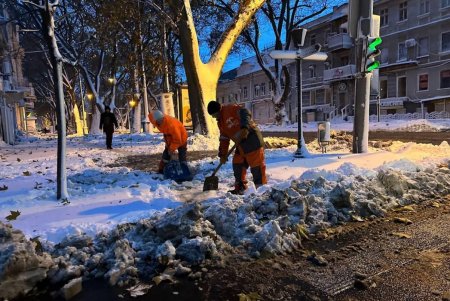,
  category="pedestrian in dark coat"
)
[99,106,118,149]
